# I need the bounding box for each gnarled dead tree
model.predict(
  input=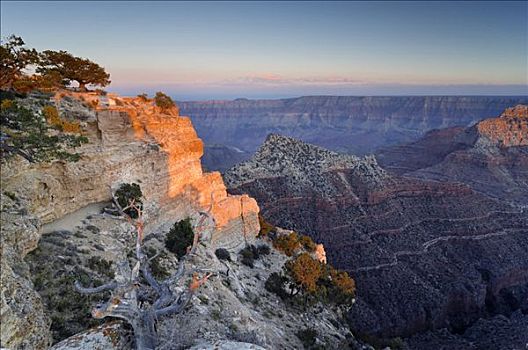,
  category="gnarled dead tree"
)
[75,186,214,350]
